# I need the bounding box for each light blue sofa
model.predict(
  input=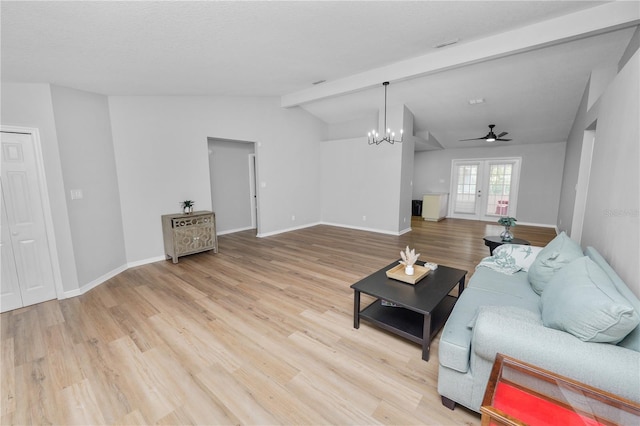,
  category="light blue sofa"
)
[437,243,640,412]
